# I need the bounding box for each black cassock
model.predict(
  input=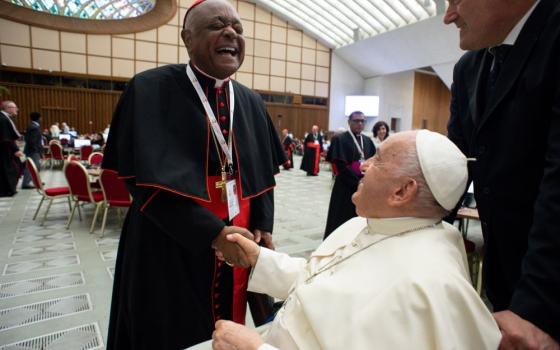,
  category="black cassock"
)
[282,135,294,169]
[300,133,323,175]
[324,131,375,238]
[103,64,286,350]
[0,112,21,197]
